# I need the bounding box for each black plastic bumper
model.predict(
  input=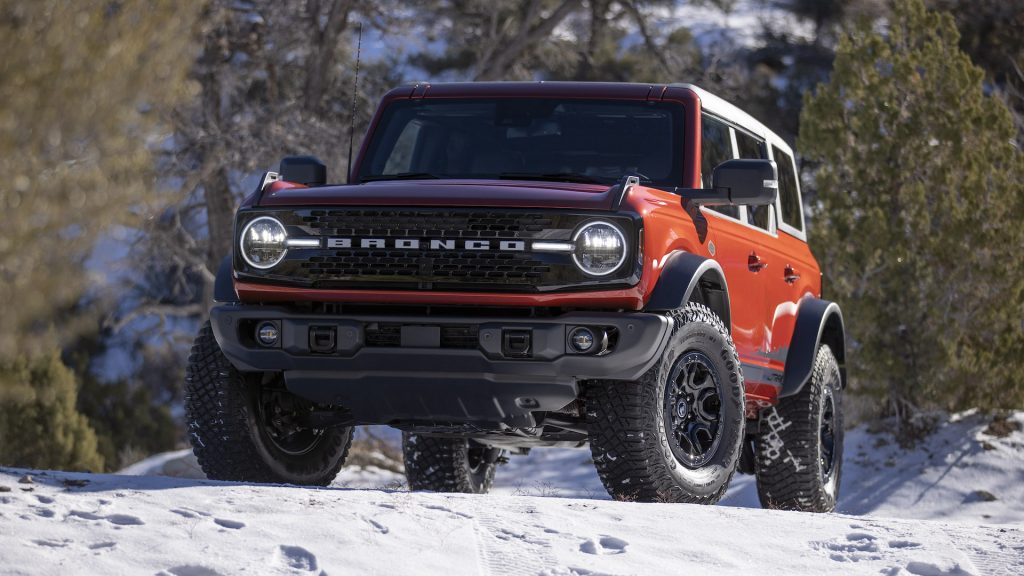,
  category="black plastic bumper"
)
[209,304,671,427]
